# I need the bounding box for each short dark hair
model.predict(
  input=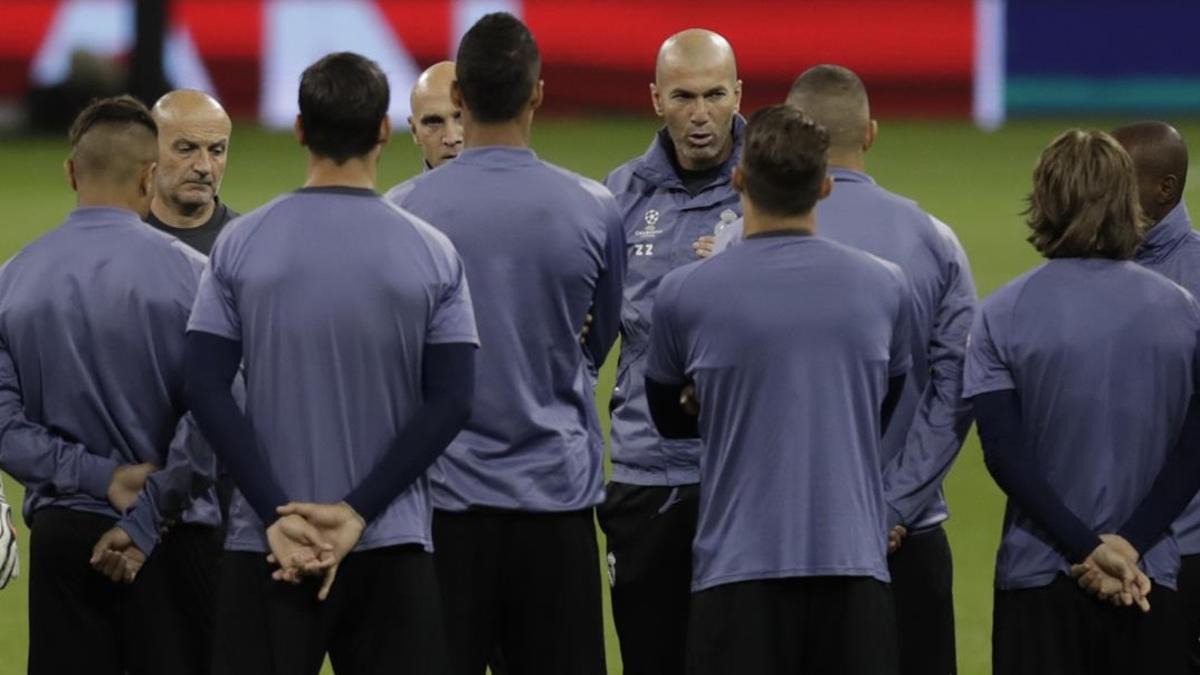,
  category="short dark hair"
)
[299,52,390,164]
[68,95,157,147]
[456,13,540,123]
[787,64,870,152]
[738,104,830,217]
[1025,129,1144,260]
